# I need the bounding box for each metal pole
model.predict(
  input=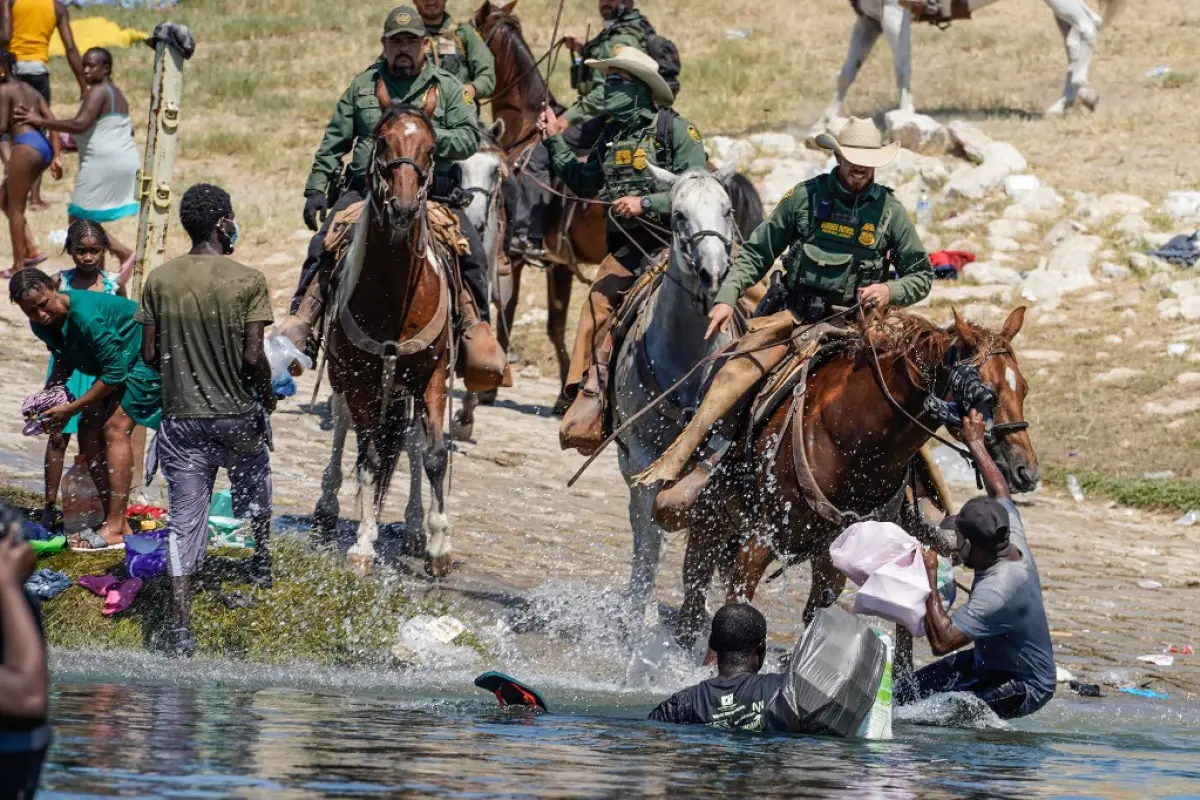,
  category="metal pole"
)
[129,40,185,300]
